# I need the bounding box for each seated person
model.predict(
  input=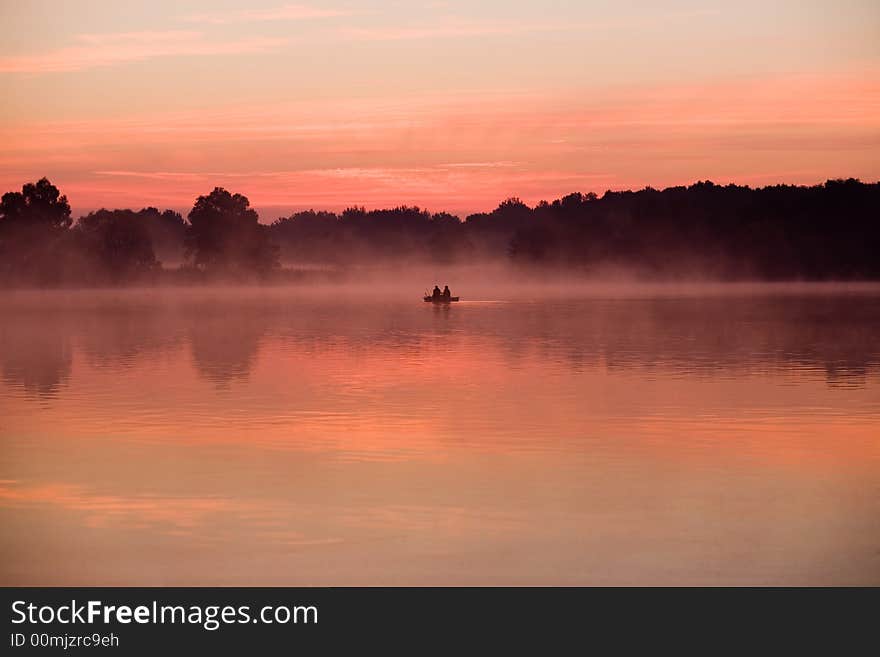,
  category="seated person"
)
[442,285,451,298]
[432,285,442,298]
